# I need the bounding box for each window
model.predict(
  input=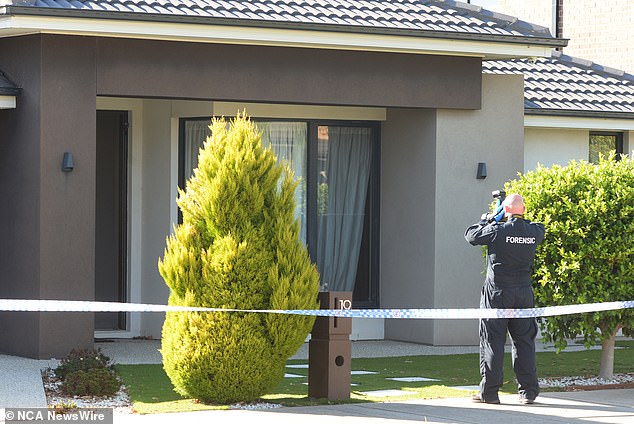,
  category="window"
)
[589,132,623,164]
[180,118,380,307]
